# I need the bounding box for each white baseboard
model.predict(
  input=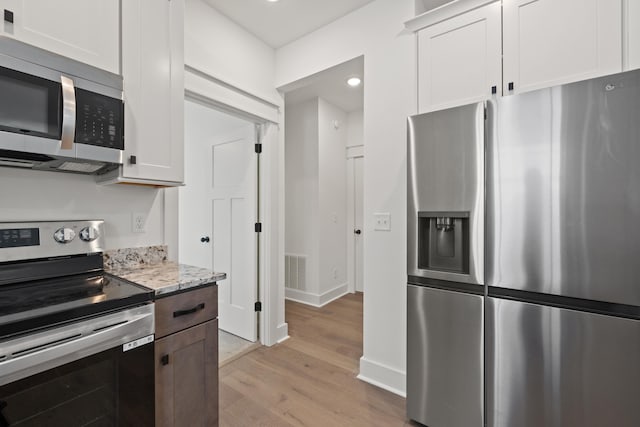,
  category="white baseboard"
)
[285,282,349,307]
[357,356,406,397]
[275,323,289,344]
